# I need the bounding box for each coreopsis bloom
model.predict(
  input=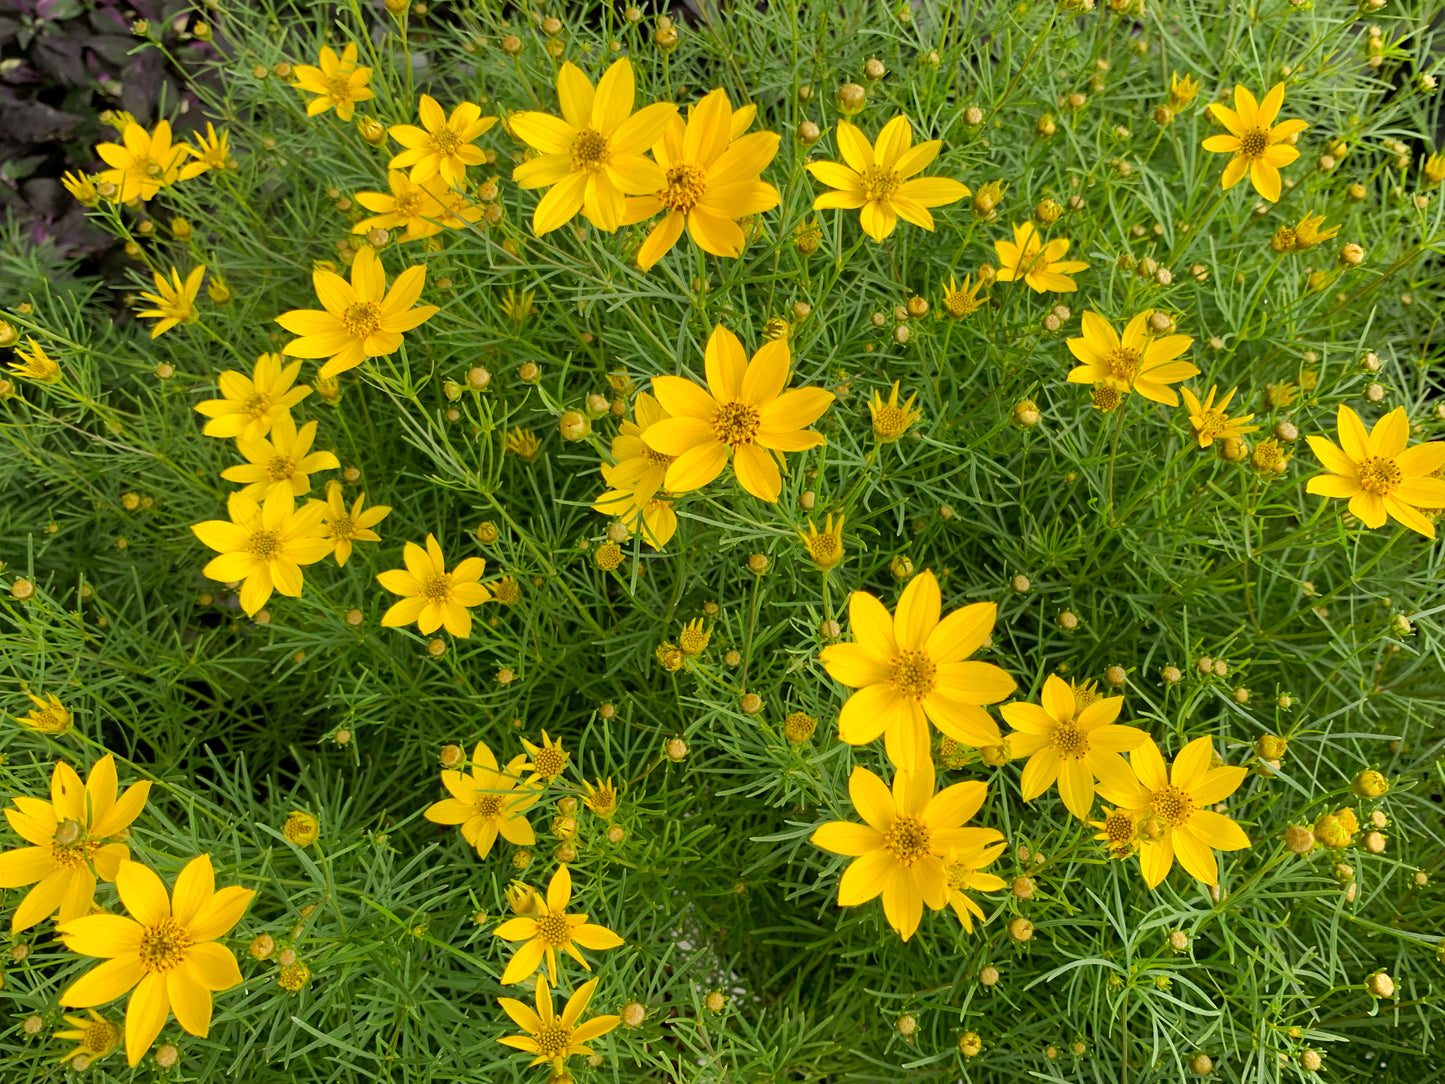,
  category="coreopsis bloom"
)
[520,732,569,783]
[493,865,623,984]
[819,569,1016,770]
[423,741,538,859]
[799,513,845,570]
[509,58,677,234]
[994,221,1088,292]
[191,489,332,615]
[1168,72,1200,110]
[352,171,447,242]
[61,171,98,205]
[603,392,674,501]
[178,123,230,179]
[620,87,781,269]
[498,976,619,1072]
[376,534,490,637]
[57,855,253,1066]
[591,465,678,549]
[1090,805,1140,858]
[16,691,71,734]
[942,837,1008,933]
[320,480,390,566]
[642,324,834,503]
[941,274,986,318]
[135,265,204,338]
[809,757,996,941]
[10,338,61,382]
[292,43,374,121]
[220,411,339,500]
[869,382,922,442]
[0,754,150,932]
[806,115,969,241]
[94,120,185,201]
[1180,386,1258,448]
[1202,83,1307,202]
[425,177,487,230]
[1000,674,1148,820]
[276,247,440,379]
[581,778,619,818]
[1305,405,1445,538]
[389,95,497,187]
[55,1009,121,1064]
[1426,152,1445,186]
[194,353,312,441]
[1065,311,1199,407]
